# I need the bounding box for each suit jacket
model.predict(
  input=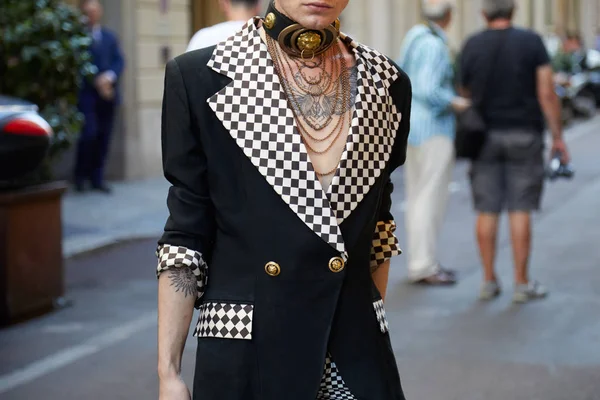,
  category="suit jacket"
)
[157,19,412,400]
[80,27,125,109]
